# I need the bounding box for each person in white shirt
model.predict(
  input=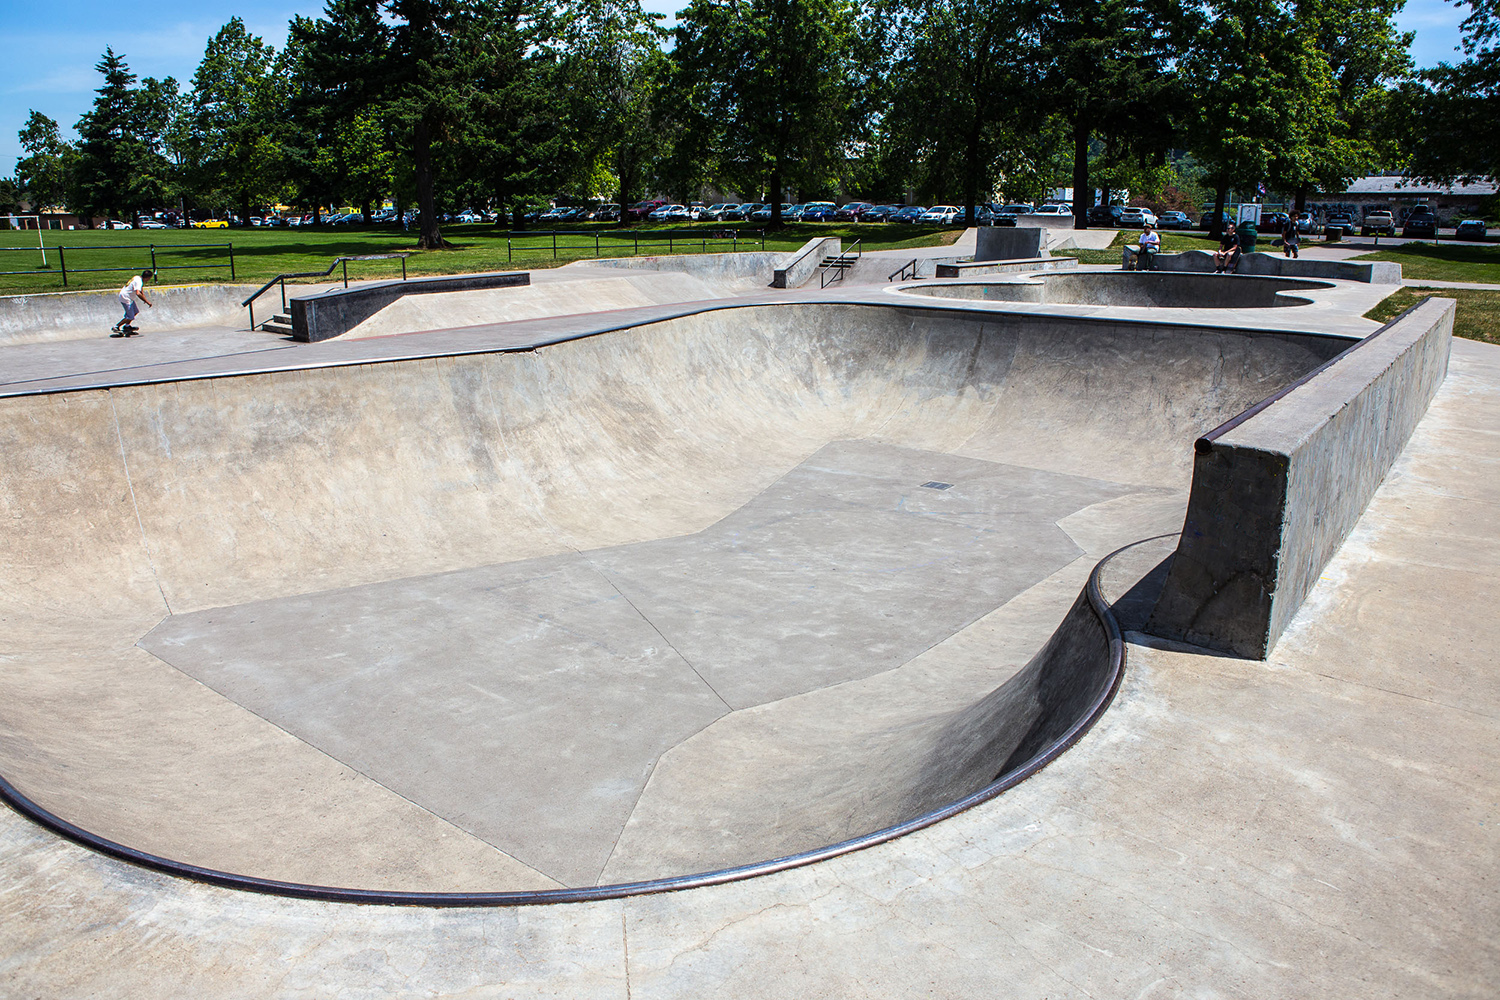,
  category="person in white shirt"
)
[1137,222,1160,270]
[113,270,154,335]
